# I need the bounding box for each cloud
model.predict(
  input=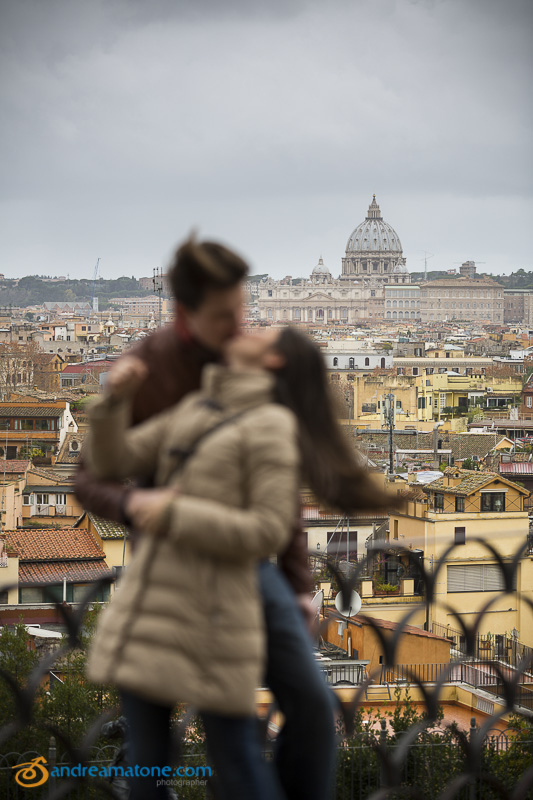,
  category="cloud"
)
[0,0,531,279]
